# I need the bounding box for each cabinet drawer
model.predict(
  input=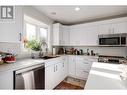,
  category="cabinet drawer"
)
[76,60,92,69]
[76,63,91,71]
[76,69,89,80]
